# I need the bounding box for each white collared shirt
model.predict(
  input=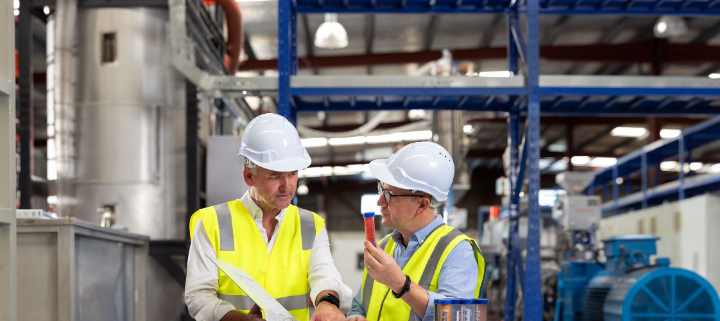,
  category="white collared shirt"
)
[185,191,352,321]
